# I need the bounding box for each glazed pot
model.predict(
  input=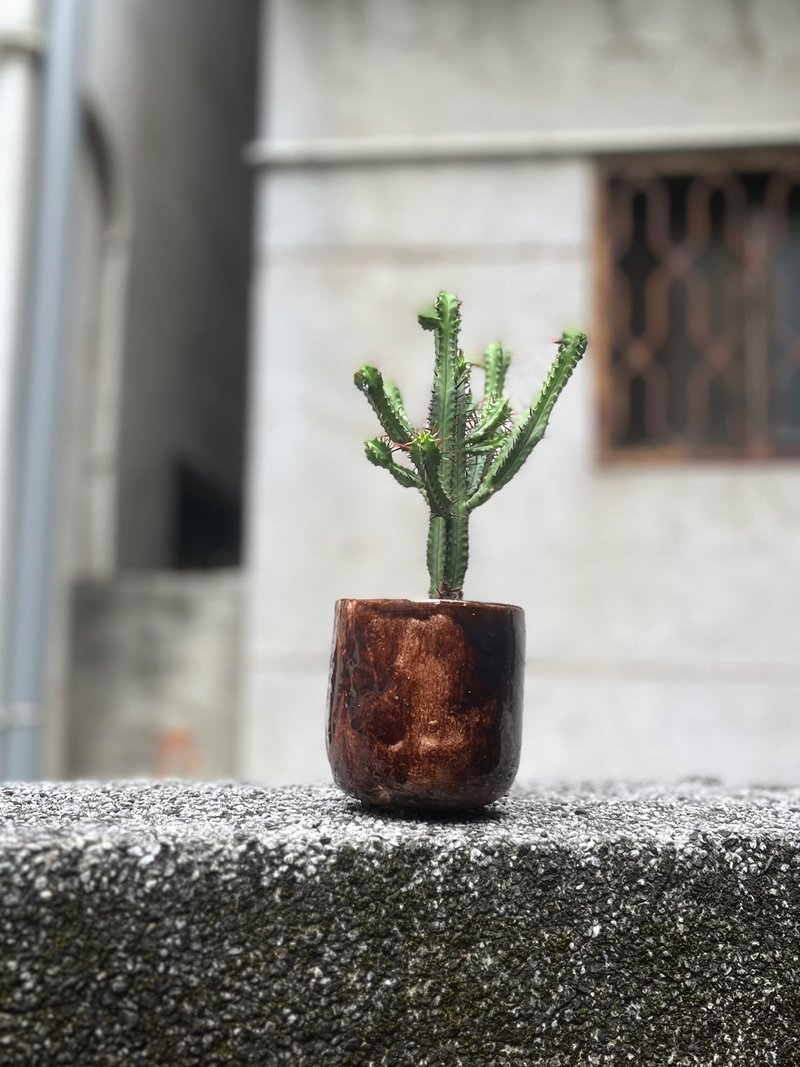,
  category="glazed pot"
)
[326,598,524,812]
